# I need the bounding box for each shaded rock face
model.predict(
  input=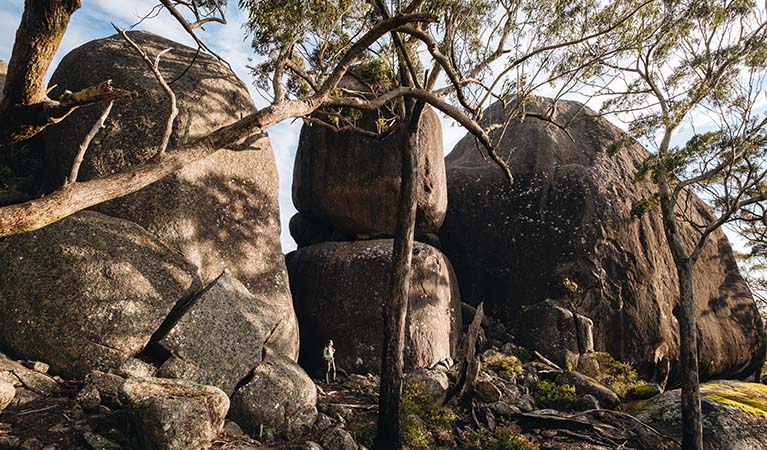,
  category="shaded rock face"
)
[157,272,299,395]
[0,60,6,103]
[440,98,766,384]
[119,377,229,450]
[0,211,200,377]
[41,31,297,347]
[229,353,317,437]
[292,105,446,237]
[287,240,461,373]
[636,380,767,450]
